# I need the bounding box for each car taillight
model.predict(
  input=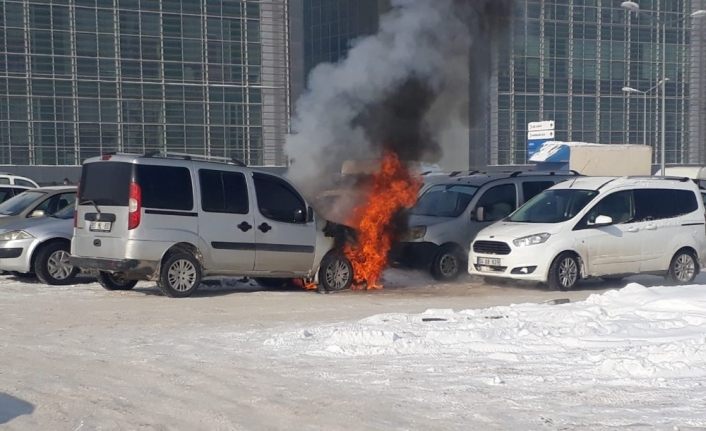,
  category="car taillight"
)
[128,182,141,230]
